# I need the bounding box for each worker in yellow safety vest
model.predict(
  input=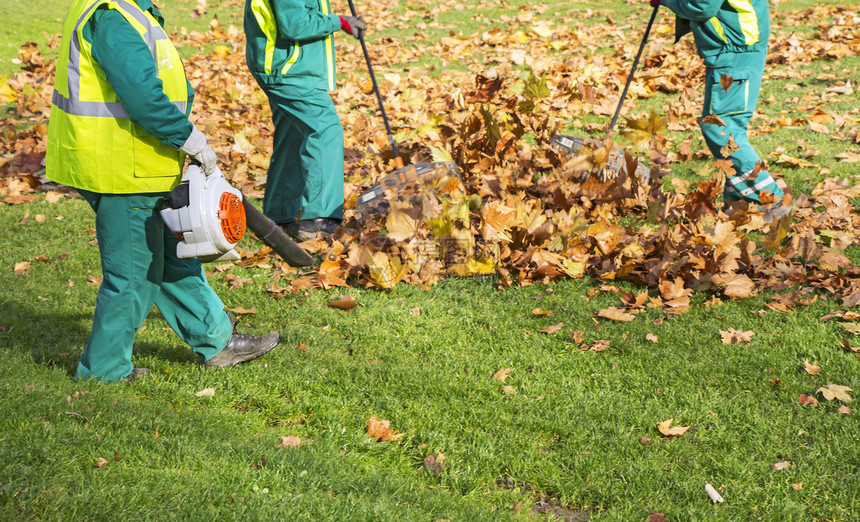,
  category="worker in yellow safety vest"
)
[649,0,792,222]
[47,0,280,383]
[244,0,365,240]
